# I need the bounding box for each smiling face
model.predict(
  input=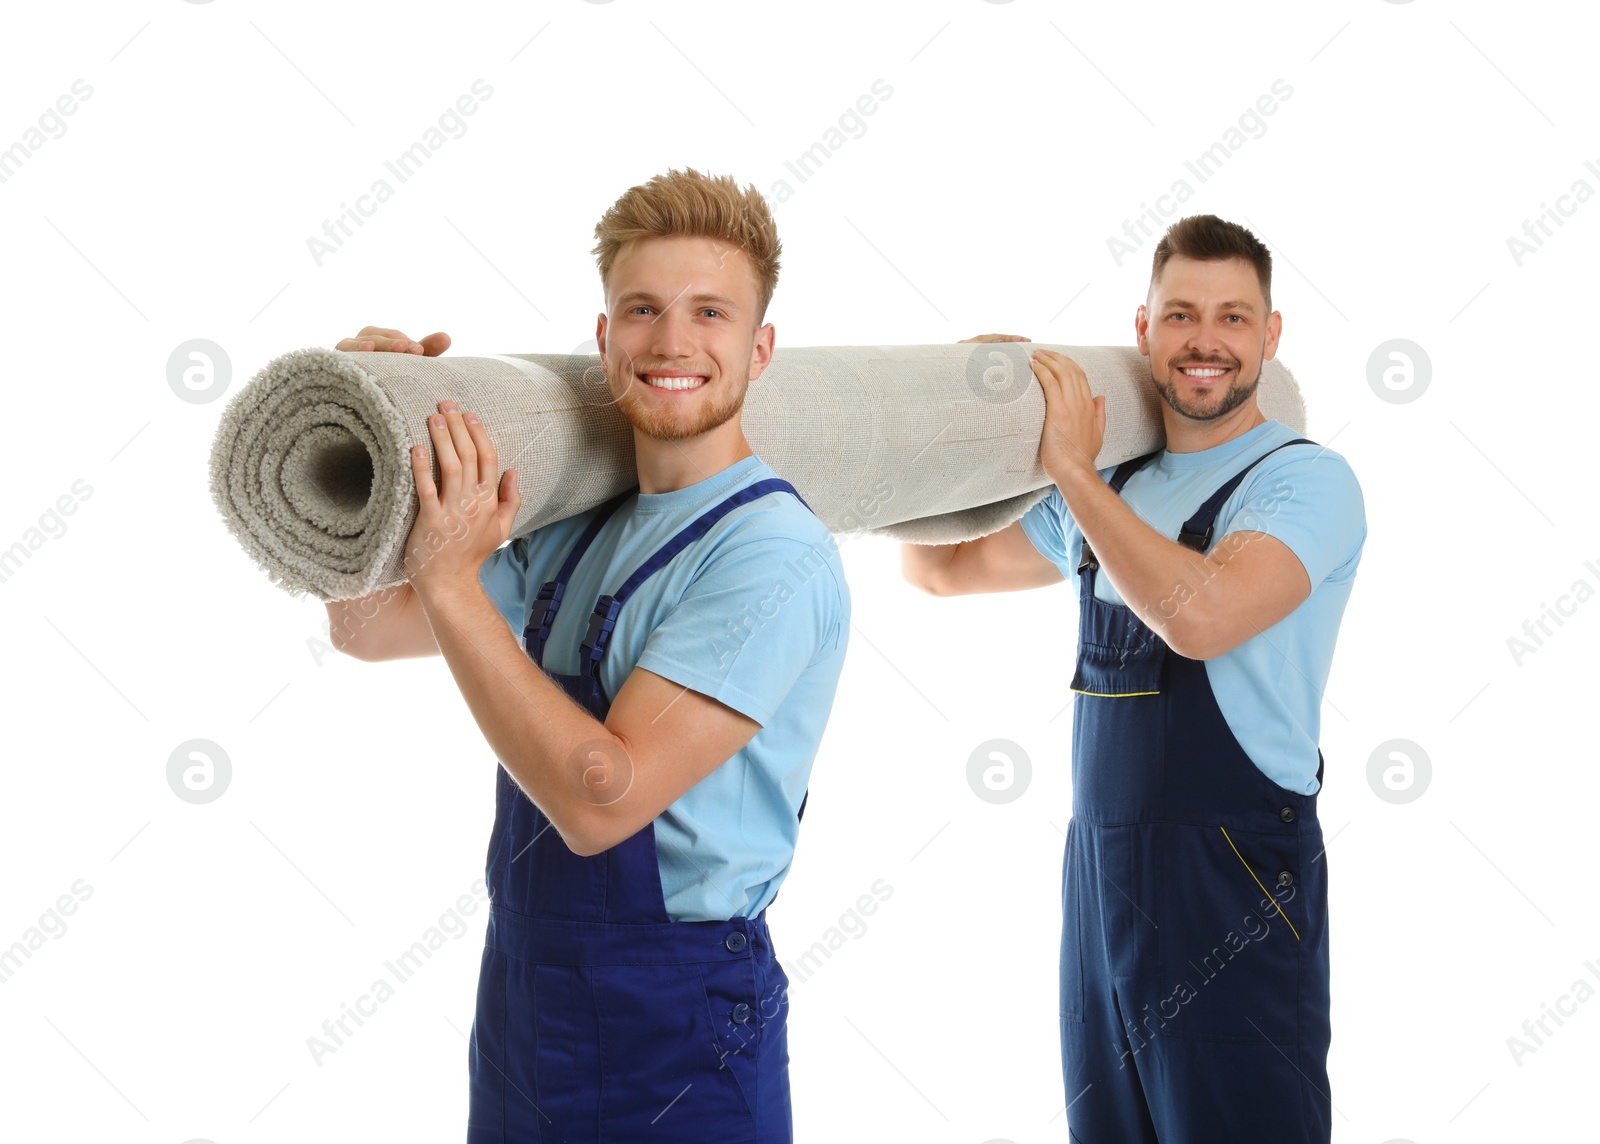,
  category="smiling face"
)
[595,234,773,443]
[1136,255,1282,423]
